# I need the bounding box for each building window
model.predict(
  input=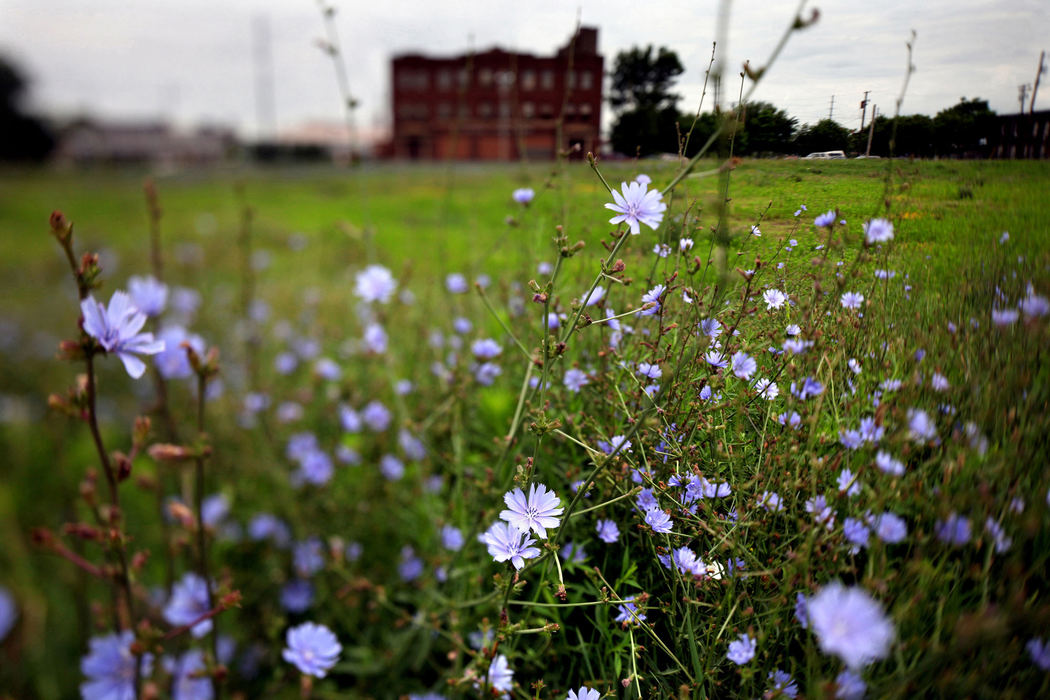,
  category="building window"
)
[567,71,576,89]
[579,103,592,117]
[539,103,554,118]
[541,70,554,90]
[437,69,452,90]
[479,102,493,118]
[580,71,593,90]
[521,70,536,90]
[522,102,535,118]
[496,71,515,89]
[438,102,452,118]
[479,68,493,86]
[458,68,470,88]
[498,101,511,118]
